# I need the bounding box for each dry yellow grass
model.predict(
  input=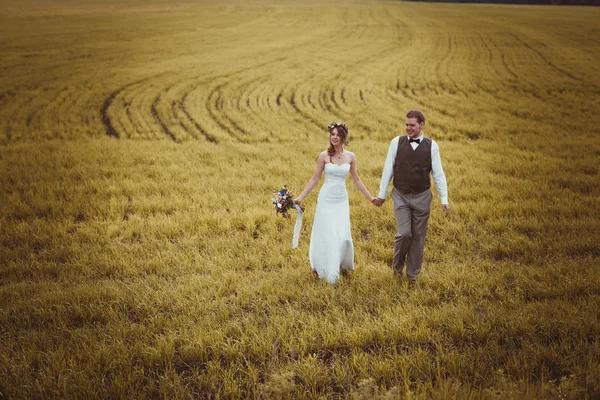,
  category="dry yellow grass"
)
[0,0,599,398]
